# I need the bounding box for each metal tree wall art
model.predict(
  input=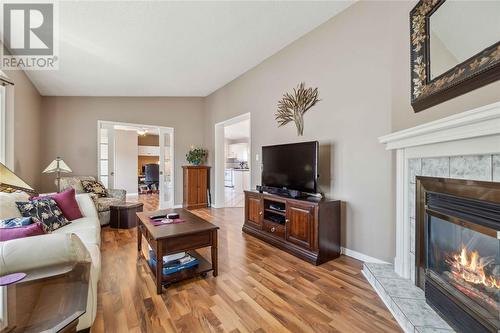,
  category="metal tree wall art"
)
[275,82,320,136]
